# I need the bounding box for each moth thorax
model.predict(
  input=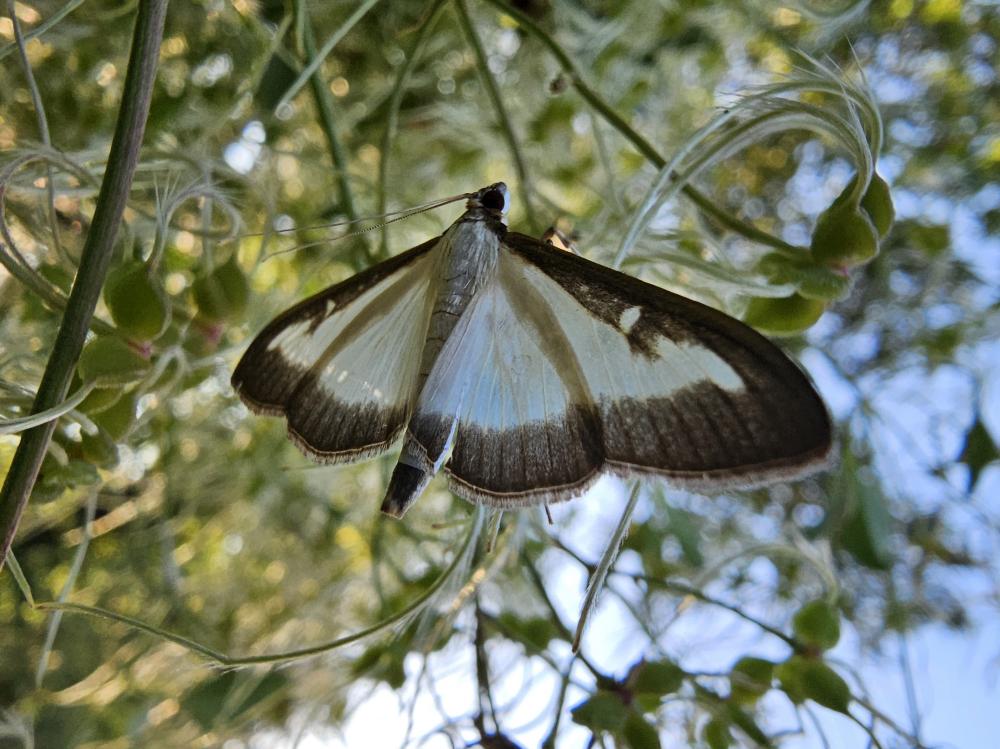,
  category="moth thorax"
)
[414,220,501,388]
[441,218,501,294]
